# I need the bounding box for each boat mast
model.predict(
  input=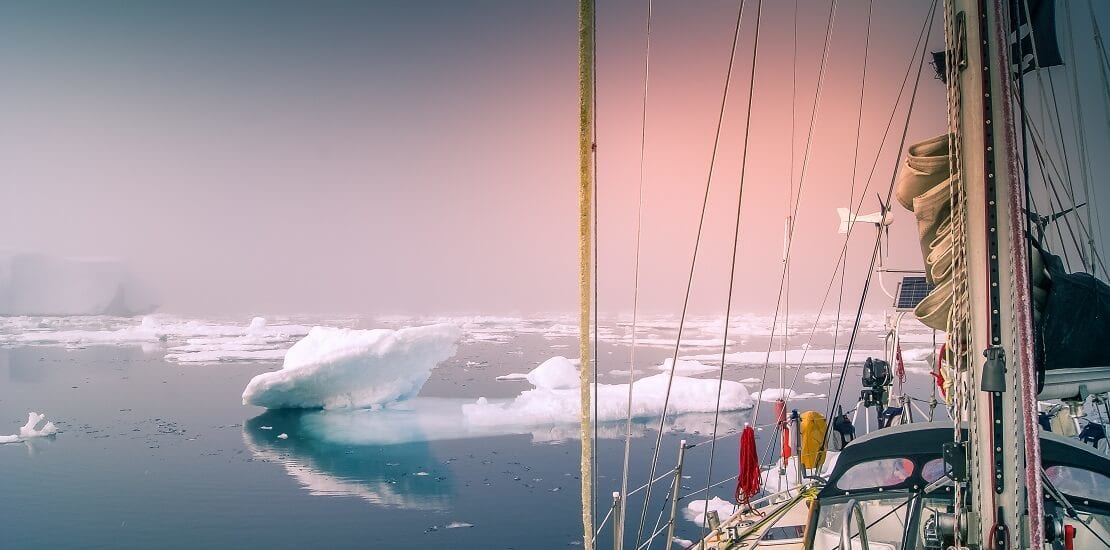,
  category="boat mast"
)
[946,0,1043,547]
[577,0,596,548]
